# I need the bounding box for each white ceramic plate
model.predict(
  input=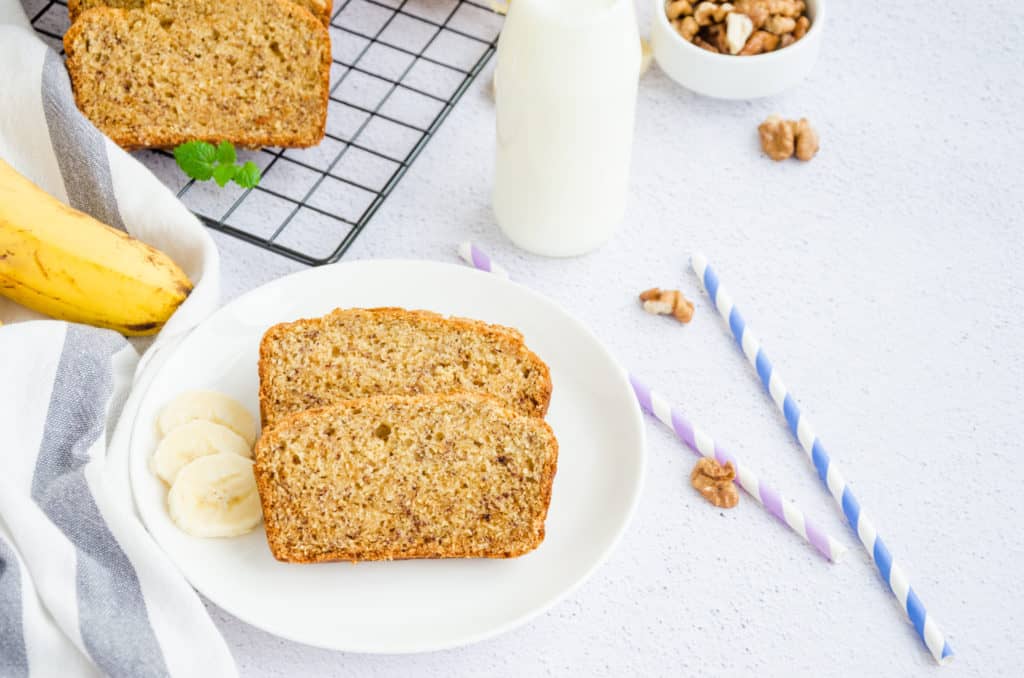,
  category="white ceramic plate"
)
[130,260,645,653]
